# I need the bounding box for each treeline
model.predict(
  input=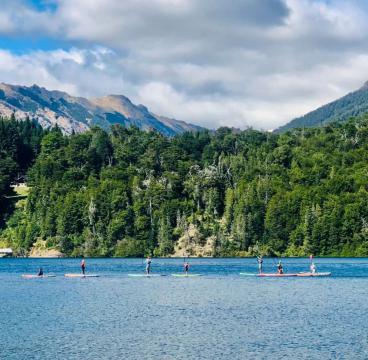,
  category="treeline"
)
[1,115,368,257]
[0,115,46,227]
